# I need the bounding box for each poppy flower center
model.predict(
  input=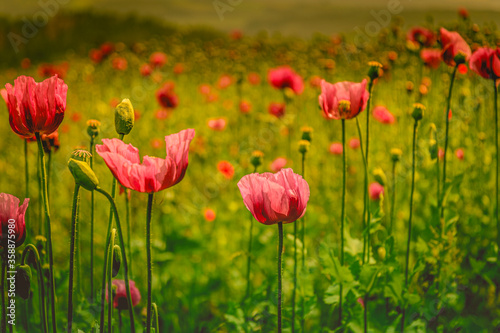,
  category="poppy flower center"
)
[338,100,351,117]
